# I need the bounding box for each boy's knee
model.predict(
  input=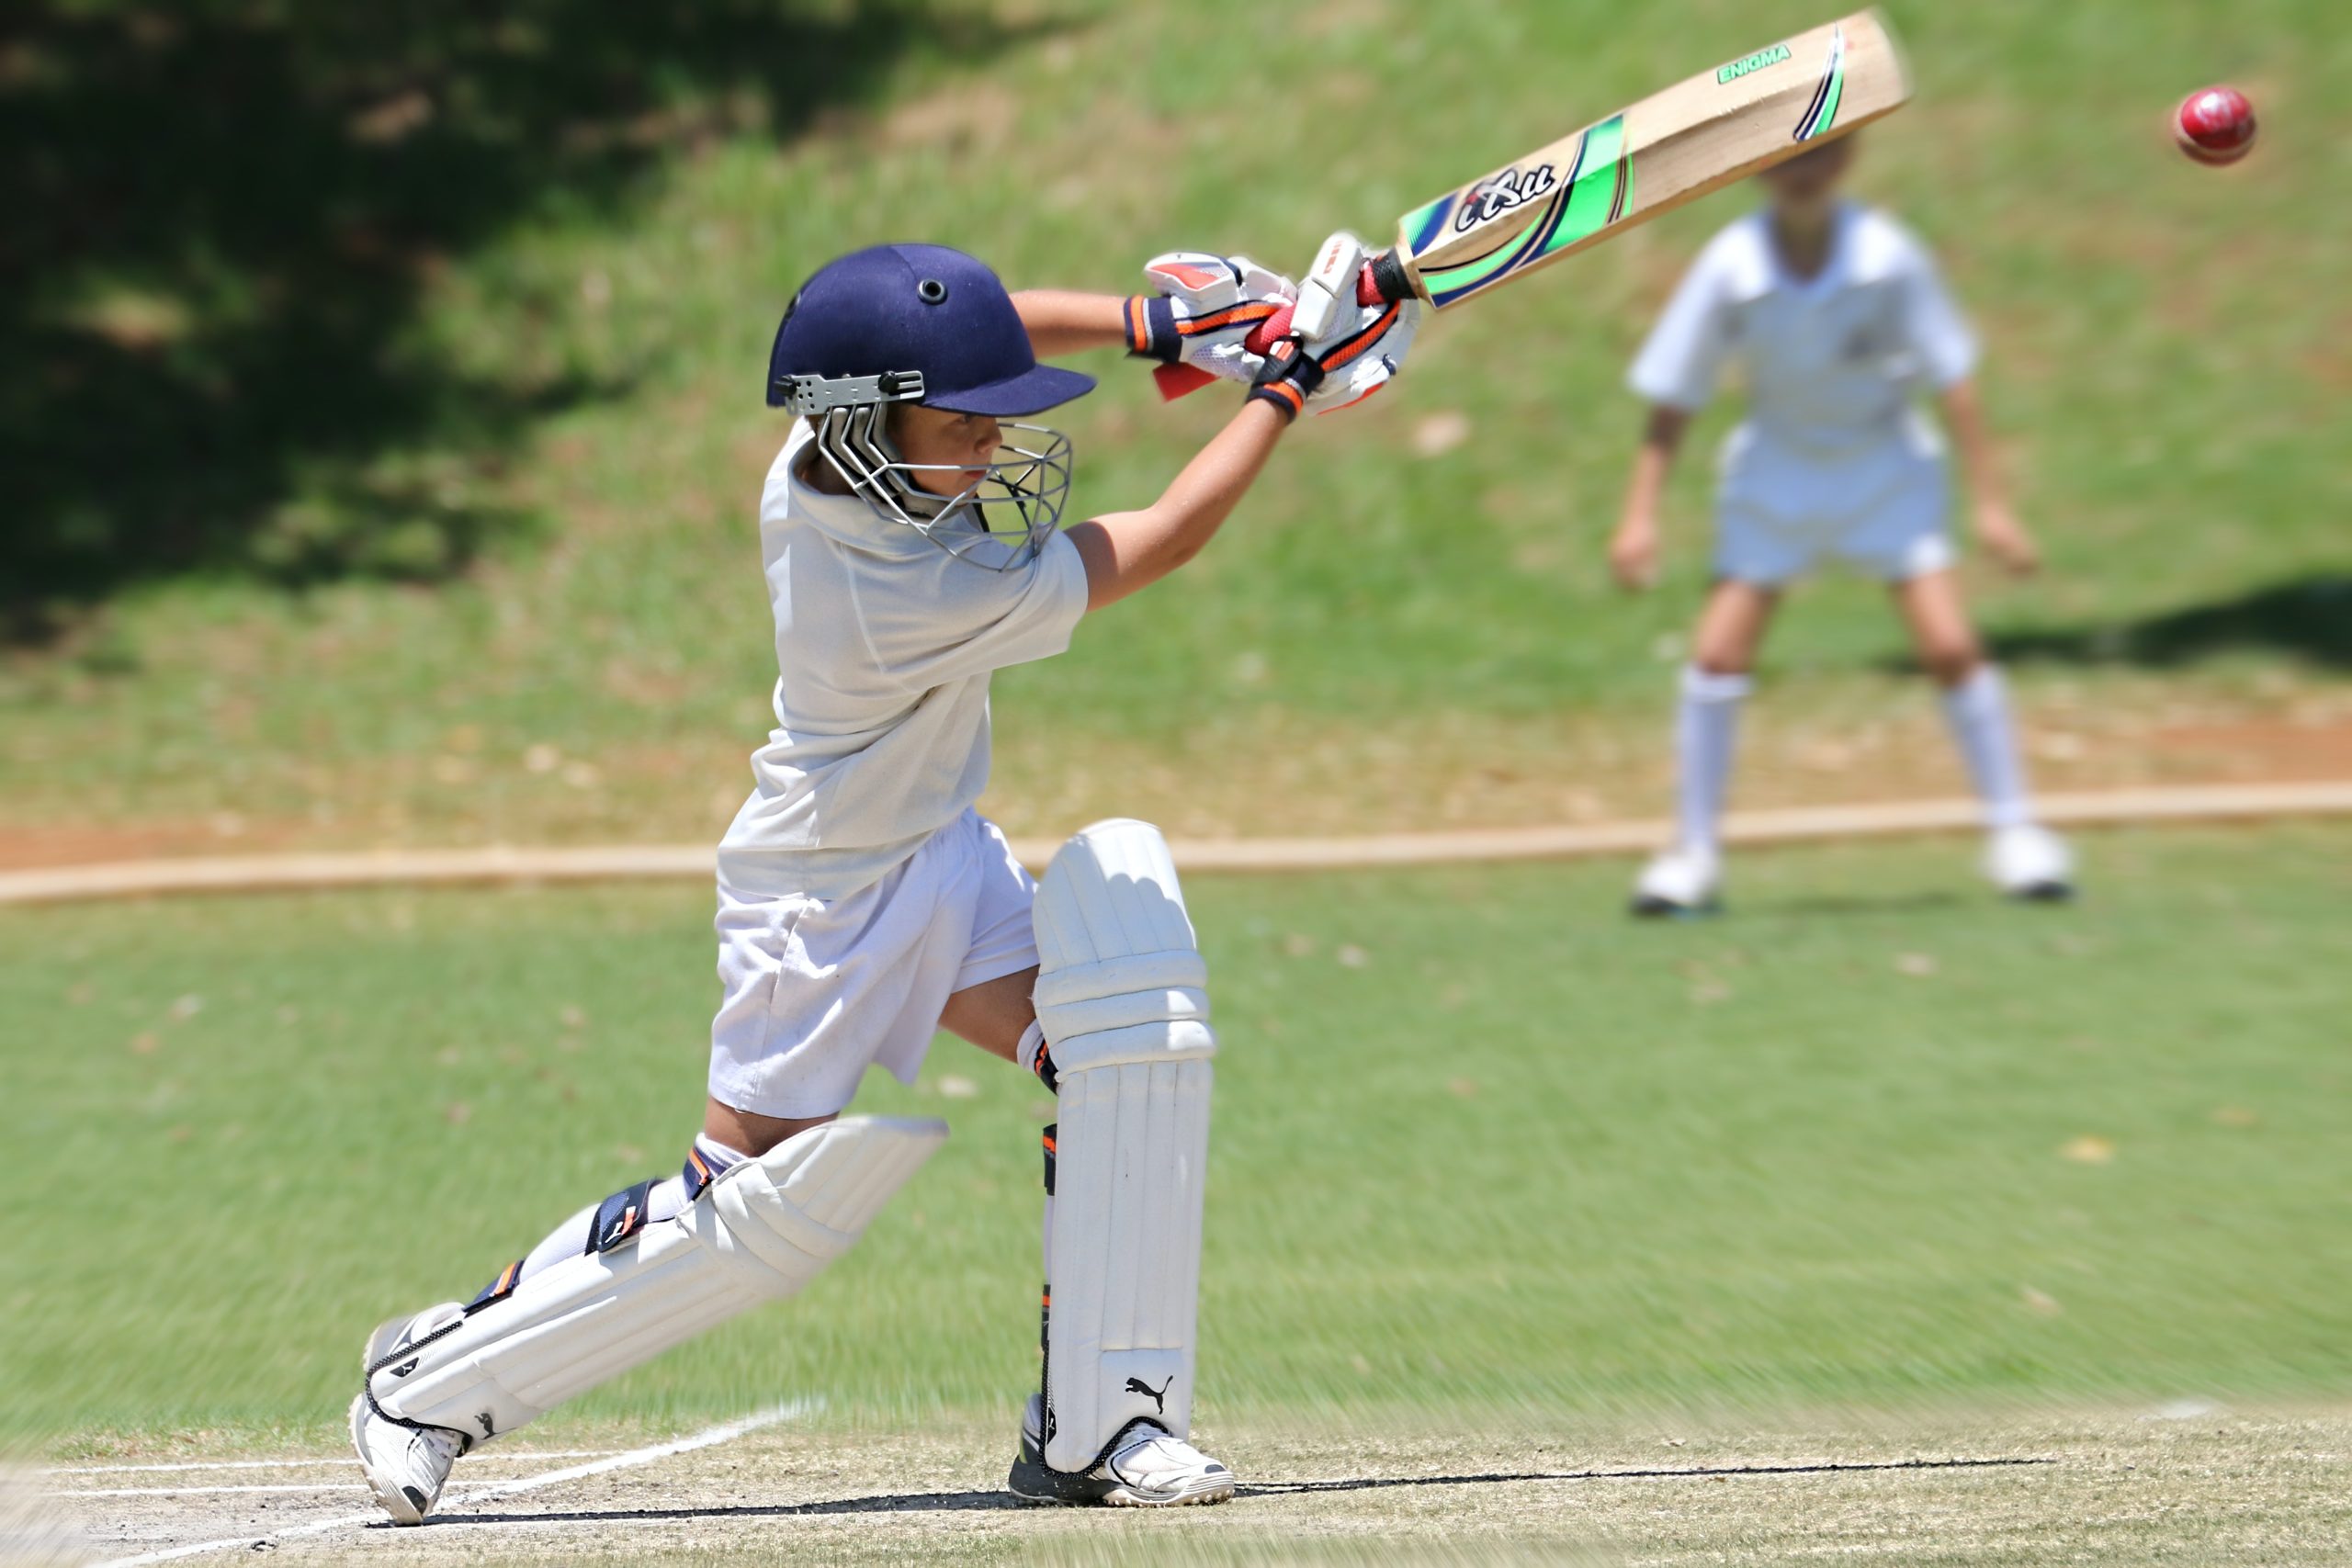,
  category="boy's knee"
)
[1920,639,1982,687]
[705,1098,832,1160]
